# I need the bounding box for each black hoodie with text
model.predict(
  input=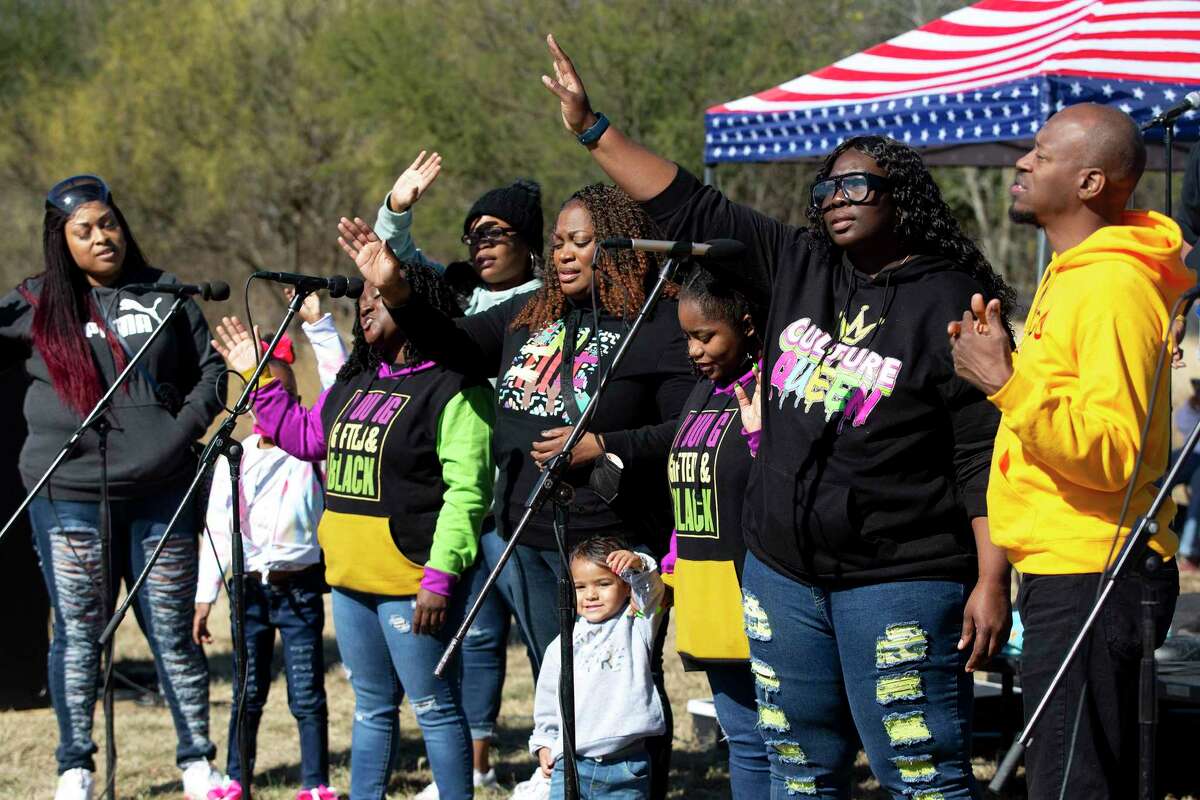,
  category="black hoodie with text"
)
[644,167,999,588]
